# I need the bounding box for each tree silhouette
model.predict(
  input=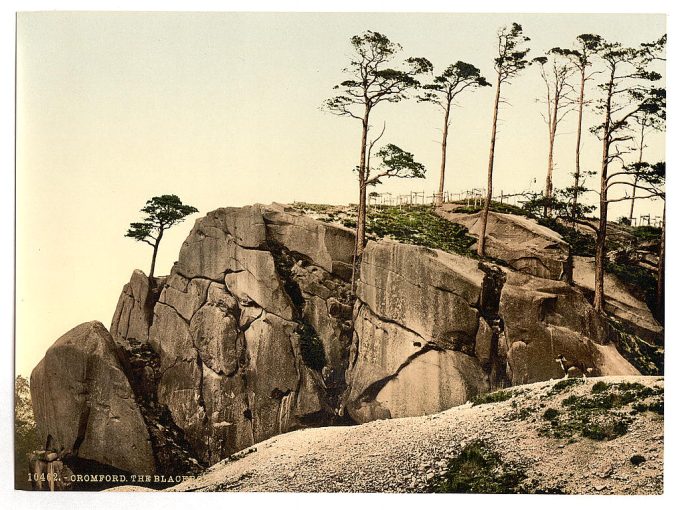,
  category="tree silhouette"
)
[418,61,490,206]
[588,37,664,312]
[477,23,531,257]
[126,195,198,279]
[533,50,575,216]
[565,34,603,224]
[324,30,431,260]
